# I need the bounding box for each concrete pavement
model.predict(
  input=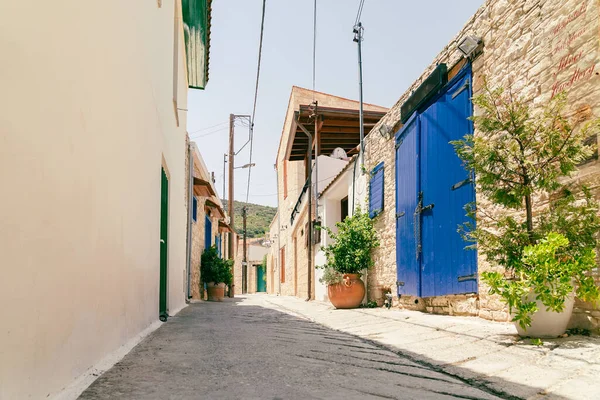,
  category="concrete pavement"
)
[79,296,512,400]
[262,295,600,400]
